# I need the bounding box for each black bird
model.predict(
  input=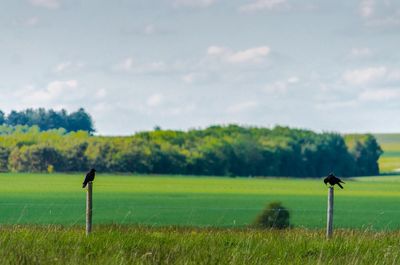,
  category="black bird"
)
[323,173,345,189]
[82,168,96,188]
